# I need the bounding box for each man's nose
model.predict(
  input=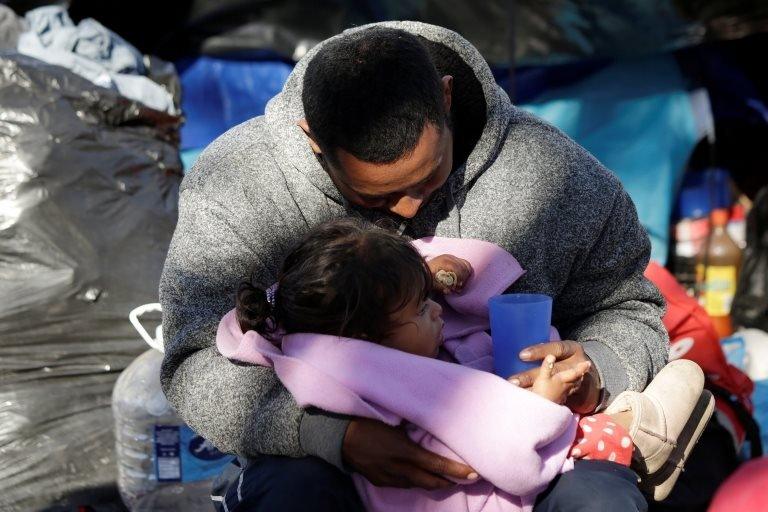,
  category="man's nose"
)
[388,195,424,218]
